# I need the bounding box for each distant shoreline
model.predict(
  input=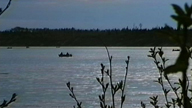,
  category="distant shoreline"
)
[1,26,191,46]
